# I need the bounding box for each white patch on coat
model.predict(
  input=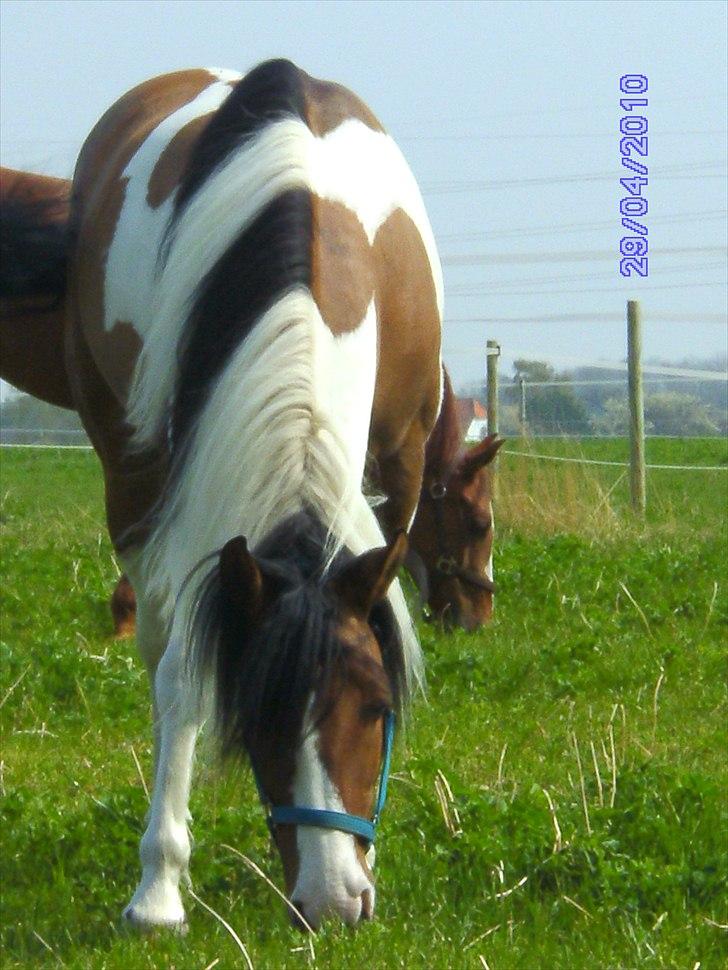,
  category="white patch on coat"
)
[103,69,241,338]
[127,113,442,449]
[290,722,374,928]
